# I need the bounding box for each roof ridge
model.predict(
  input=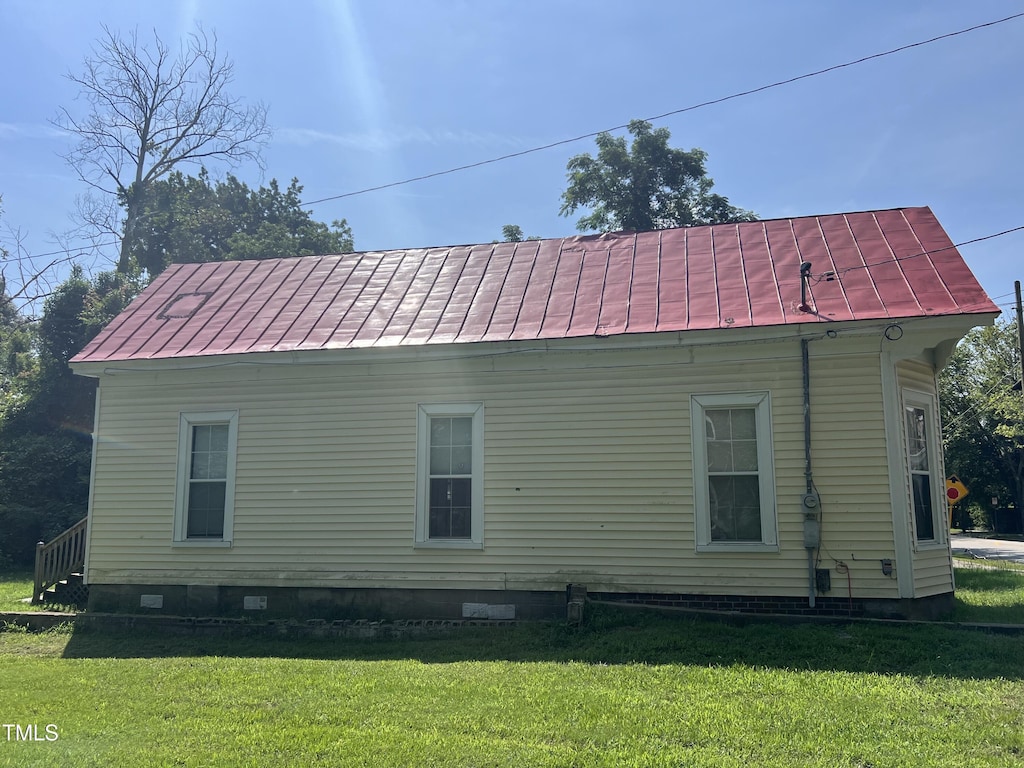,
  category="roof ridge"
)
[163,207,932,269]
